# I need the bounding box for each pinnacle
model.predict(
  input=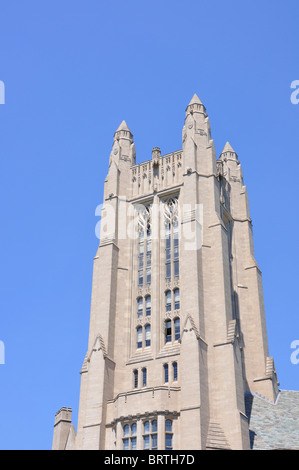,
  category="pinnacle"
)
[221,141,236,154]
[115,120,131,133]
[188,93,203,106]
